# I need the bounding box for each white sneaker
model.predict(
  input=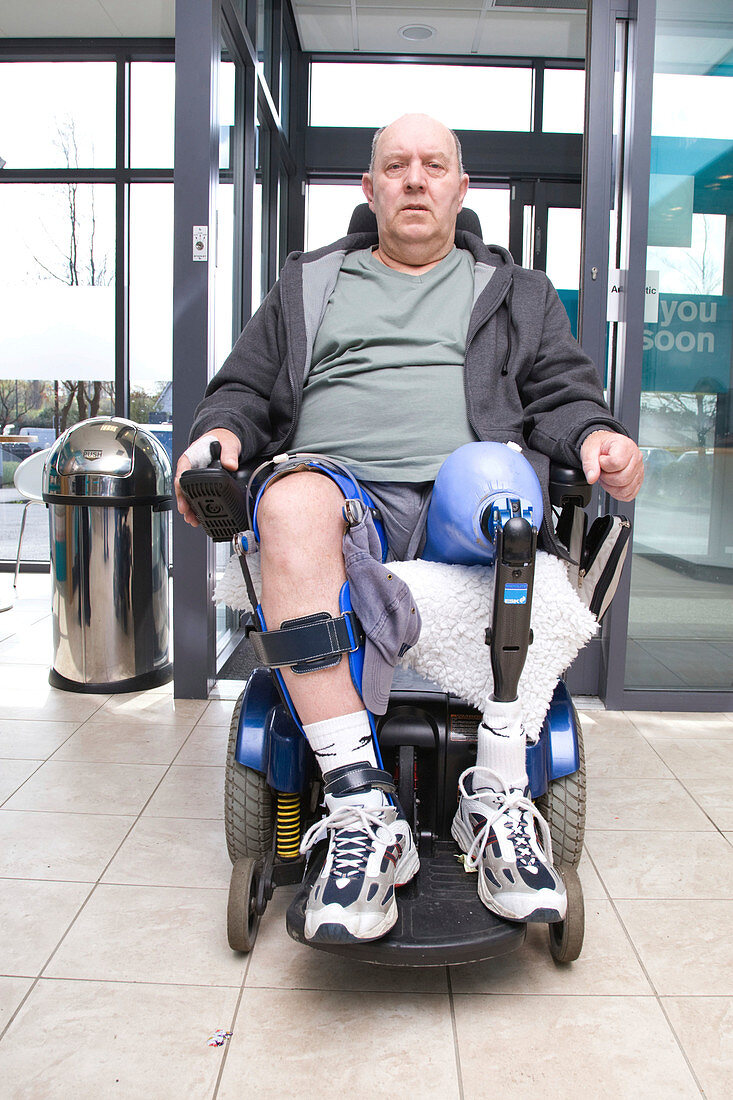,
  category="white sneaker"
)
[452,765,566,923]
[300,767,419,944]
